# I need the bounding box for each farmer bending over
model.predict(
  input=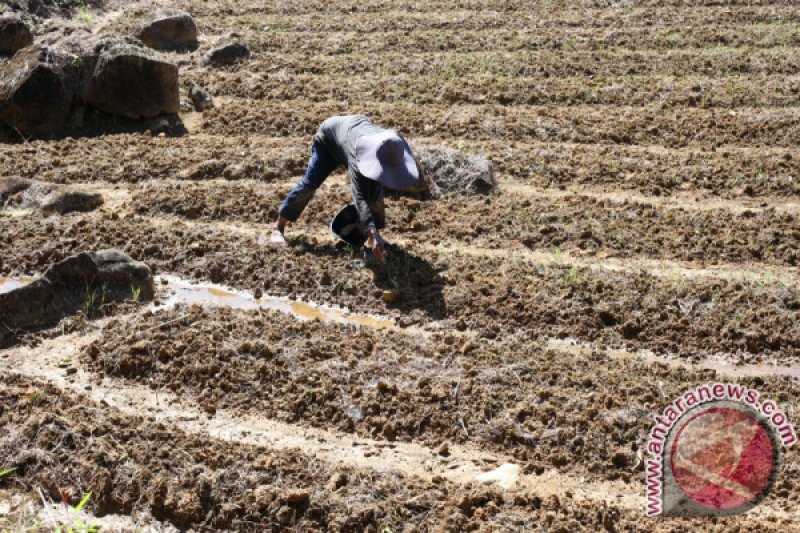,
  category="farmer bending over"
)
[272,115,420,264]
